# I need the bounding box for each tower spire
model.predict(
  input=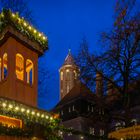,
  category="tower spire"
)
[59,49,79,100]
